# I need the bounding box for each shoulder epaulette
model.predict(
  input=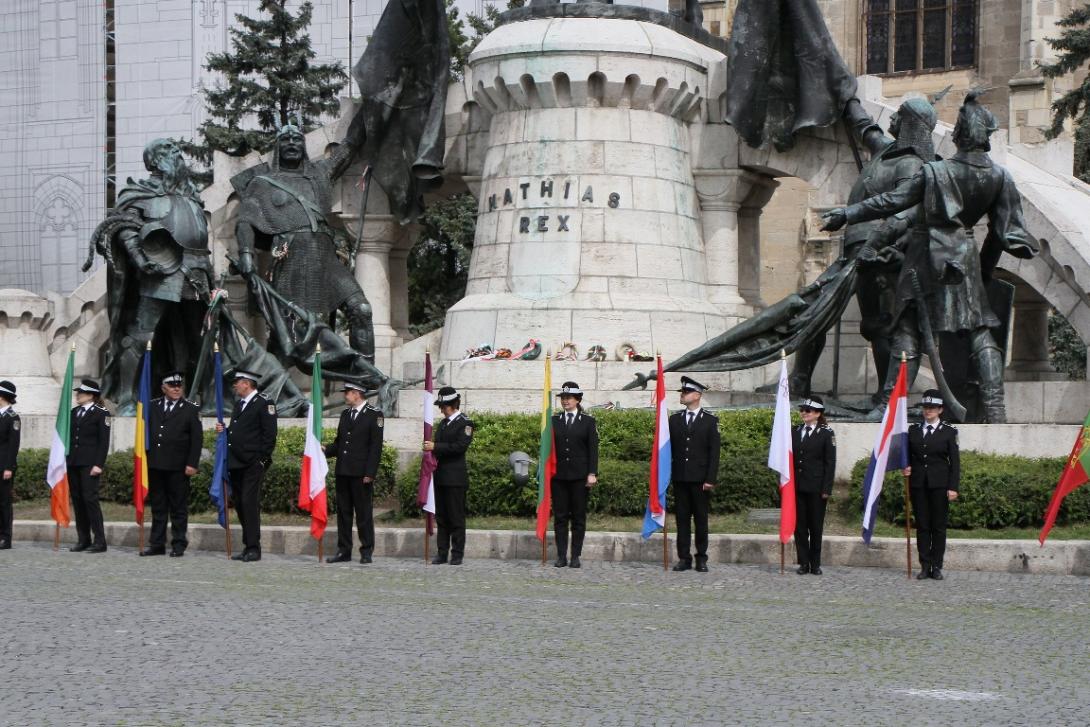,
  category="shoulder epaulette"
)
[257,392,270,401]
[942,422,957,431]
[152,397,164,405]
[94,404,109,413]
